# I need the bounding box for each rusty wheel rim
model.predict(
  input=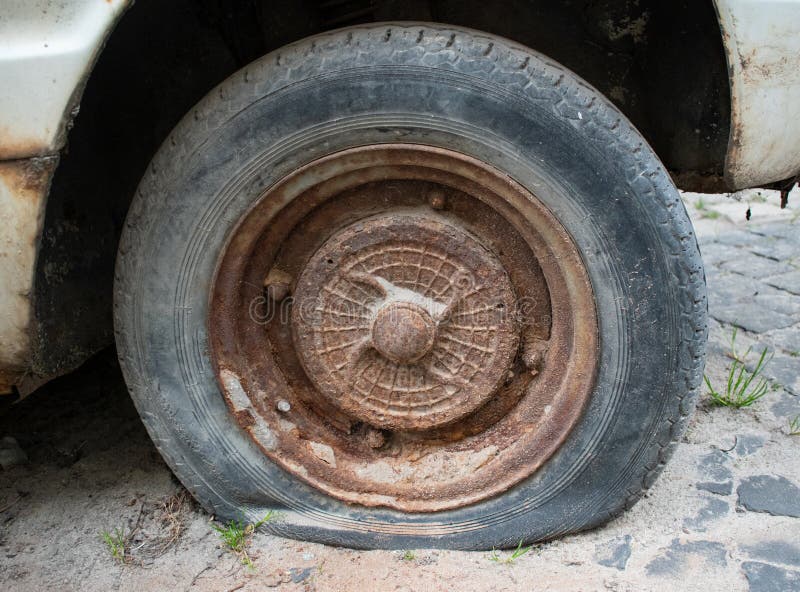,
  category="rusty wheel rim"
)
[209,144,598,512]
